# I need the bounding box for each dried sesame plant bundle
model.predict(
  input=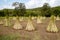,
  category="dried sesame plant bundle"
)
[0,17,4,24]
[56,15,60,20]
[13,17,23,29]
[25,16,35,31]
[4,17,9,27]
[19,17,24,21]
[47,15,58,33]
[37,16,42,23]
